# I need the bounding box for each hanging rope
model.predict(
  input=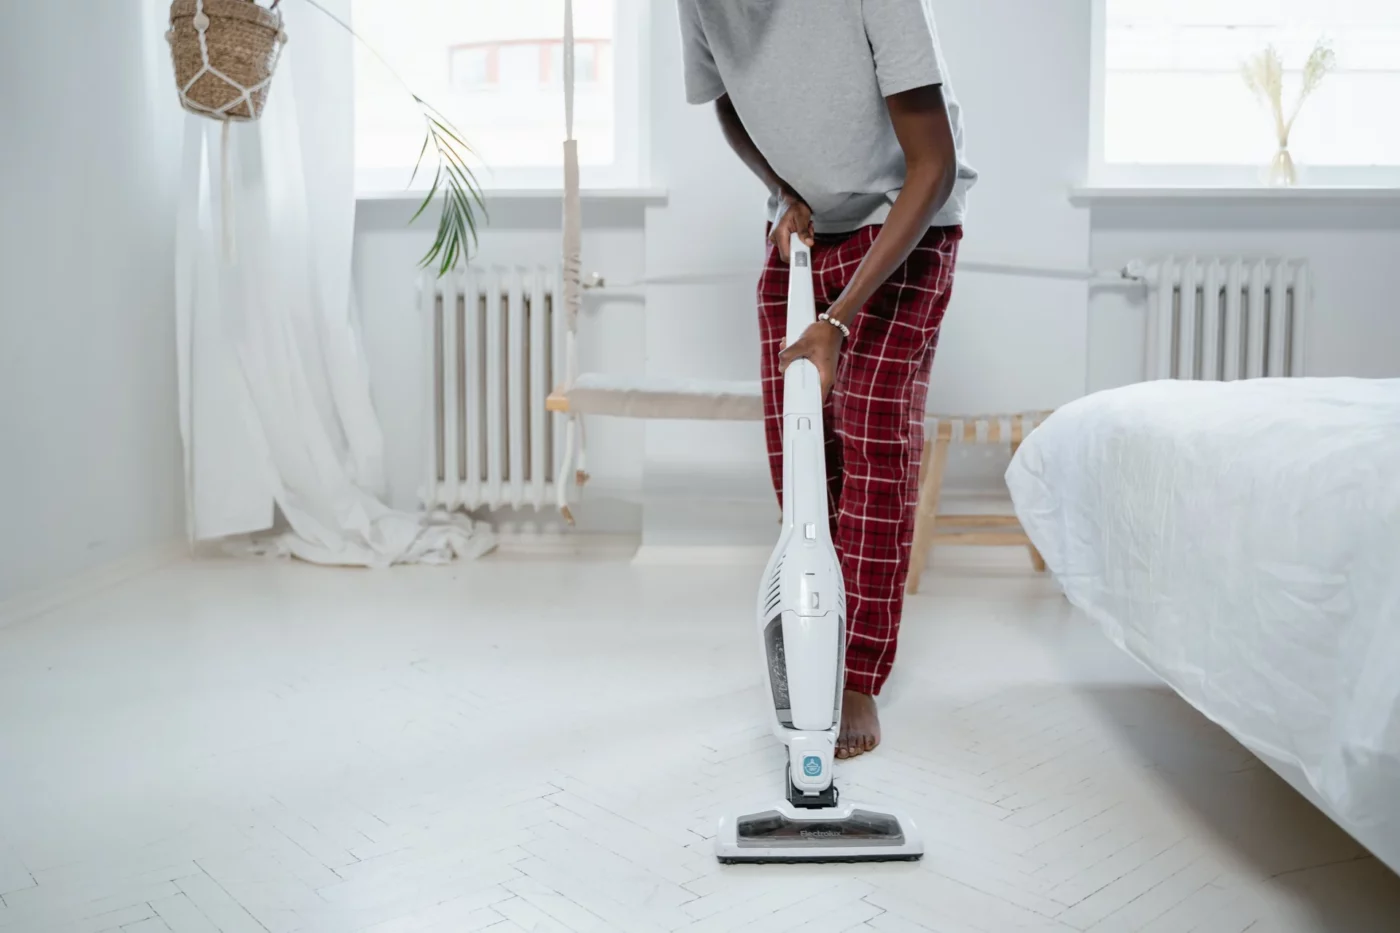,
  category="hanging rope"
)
[558,0,587,523]
[221,118,236,262]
